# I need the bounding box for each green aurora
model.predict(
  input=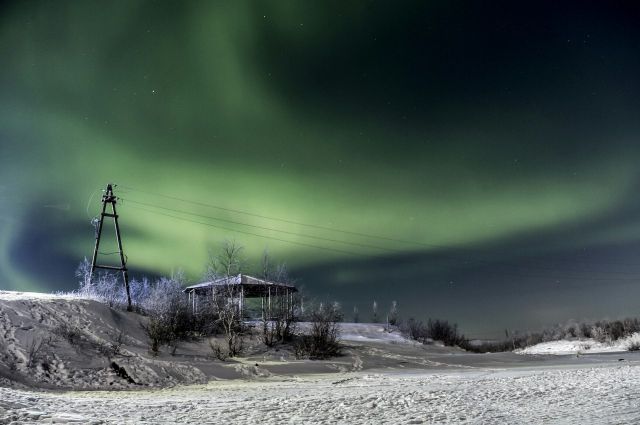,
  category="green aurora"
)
[2,1,640,337]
